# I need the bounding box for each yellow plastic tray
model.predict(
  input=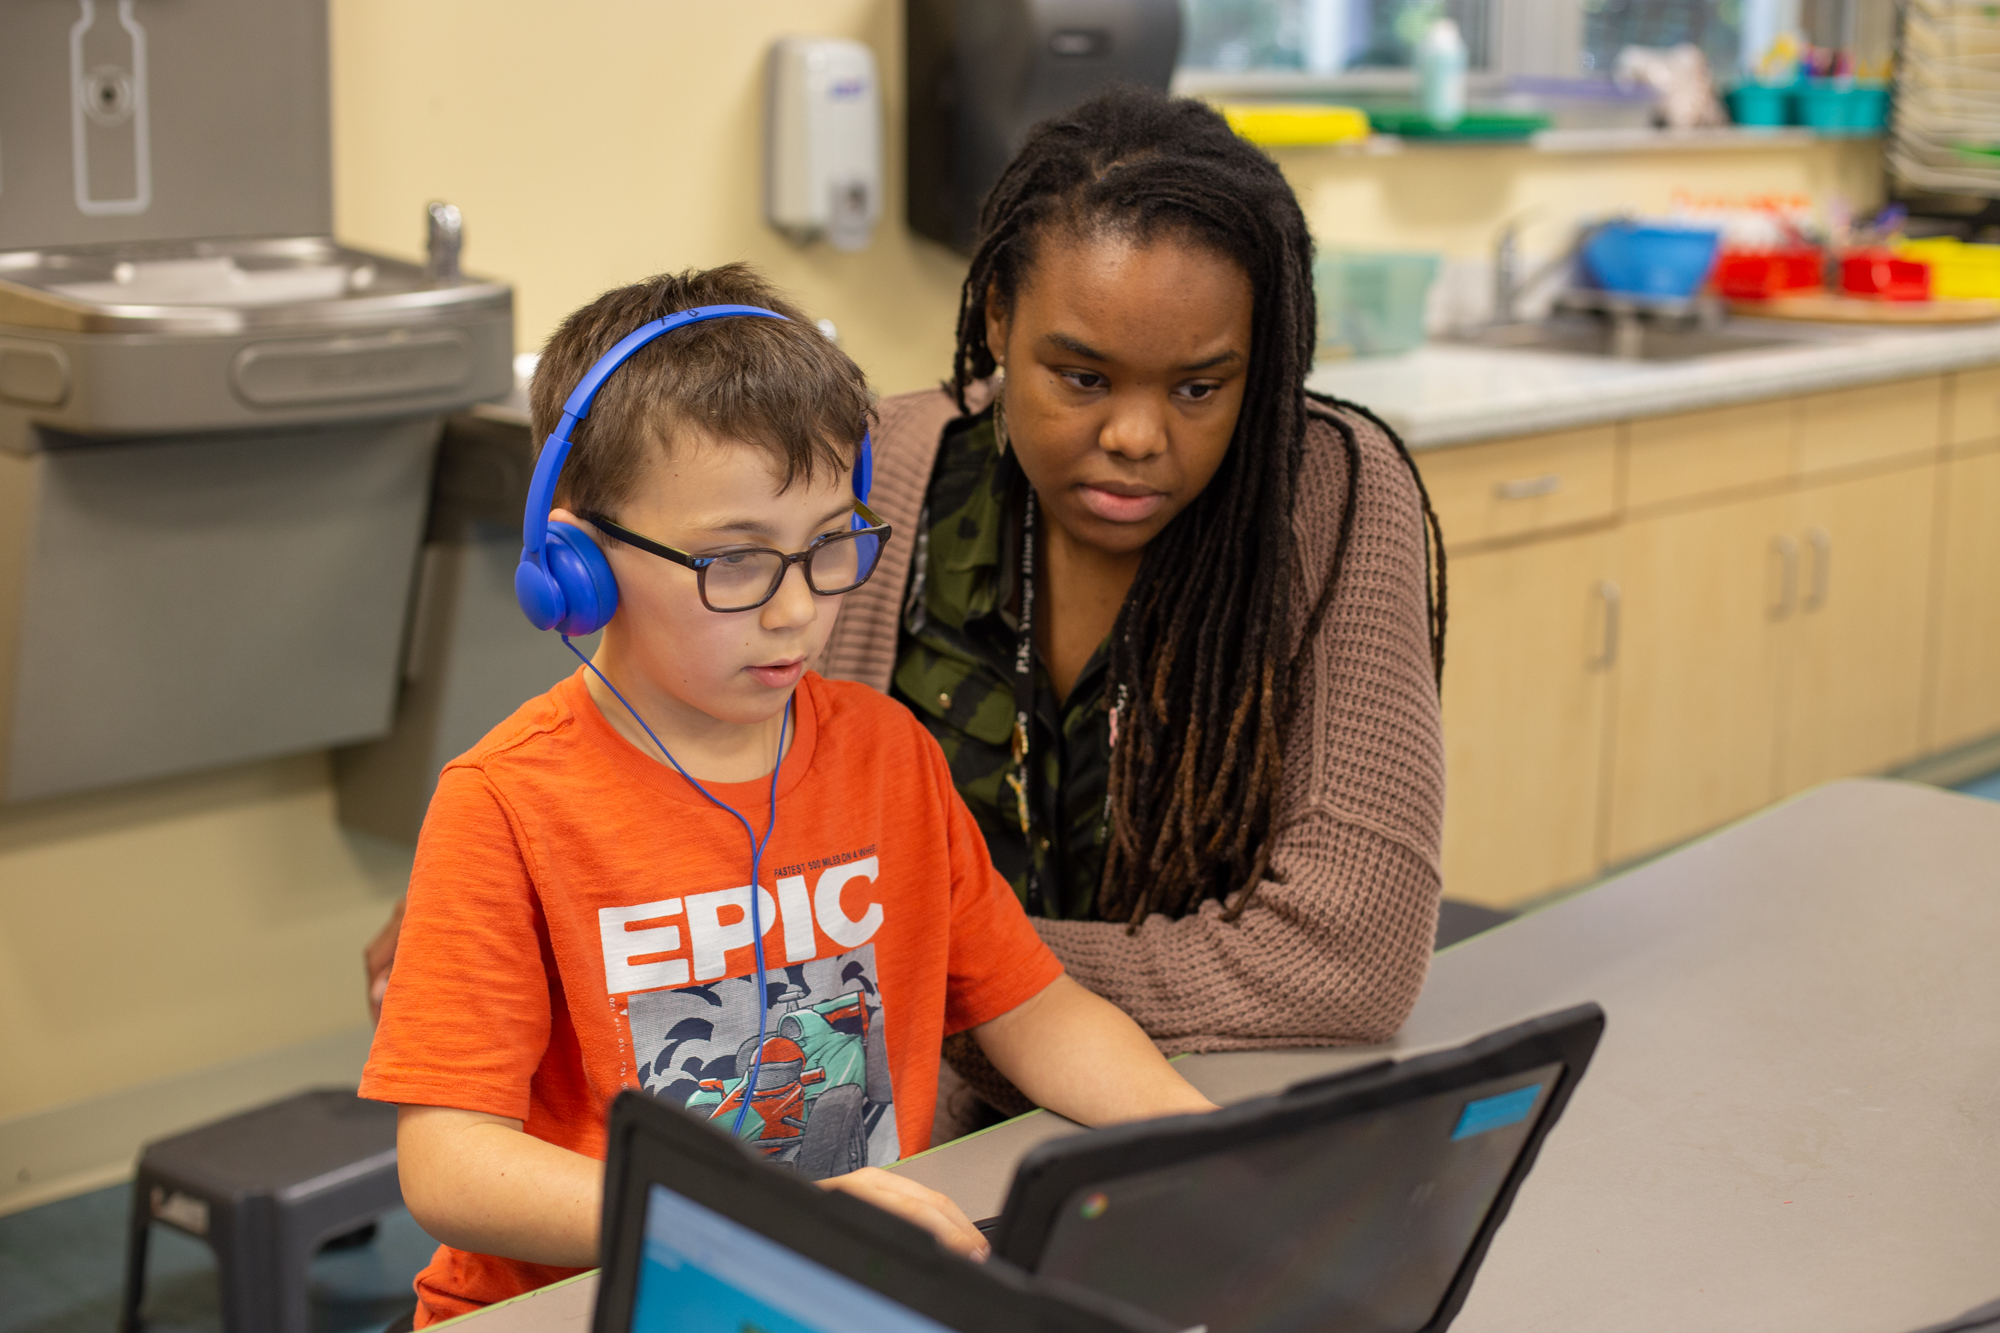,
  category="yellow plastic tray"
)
[1898,237,2000,300]
[1219,103,1370,147]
